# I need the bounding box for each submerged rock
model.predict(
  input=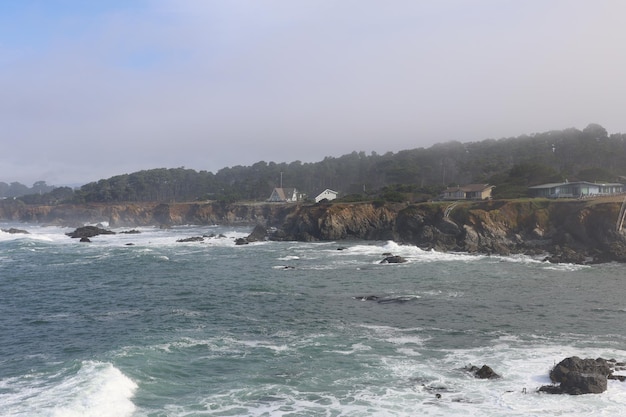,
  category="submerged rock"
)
[176,236,204,243]
[1,228,29,234]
